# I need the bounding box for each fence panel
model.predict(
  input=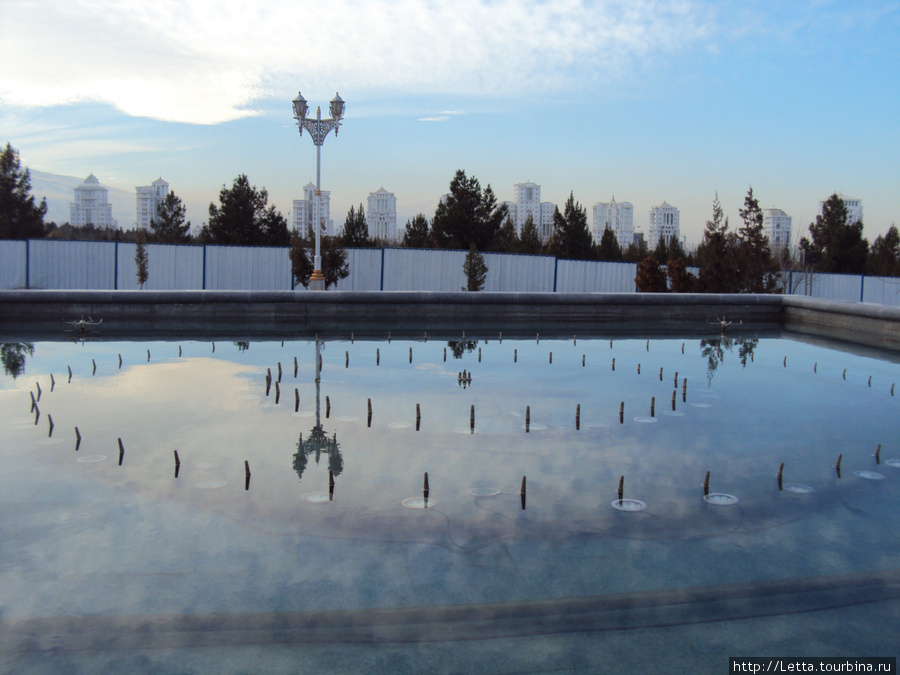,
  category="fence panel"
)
[814,273,862,302]
[862,276,900,307]
[333,248,383,291]
[0,240,27,289]
[556,259,637,292]
[382,248,467,291]
[482,252,555,292]
[27,240,116,289]
[204,246,292,290]
[116,243,205,290]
